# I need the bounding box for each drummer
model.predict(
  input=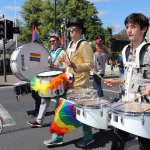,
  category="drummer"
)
[43,17,94,148]
[104,13,150,150]
[27,33,66,127]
